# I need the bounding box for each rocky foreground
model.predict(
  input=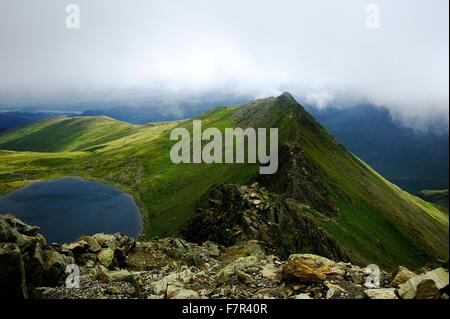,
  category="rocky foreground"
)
[1,214,449,299]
